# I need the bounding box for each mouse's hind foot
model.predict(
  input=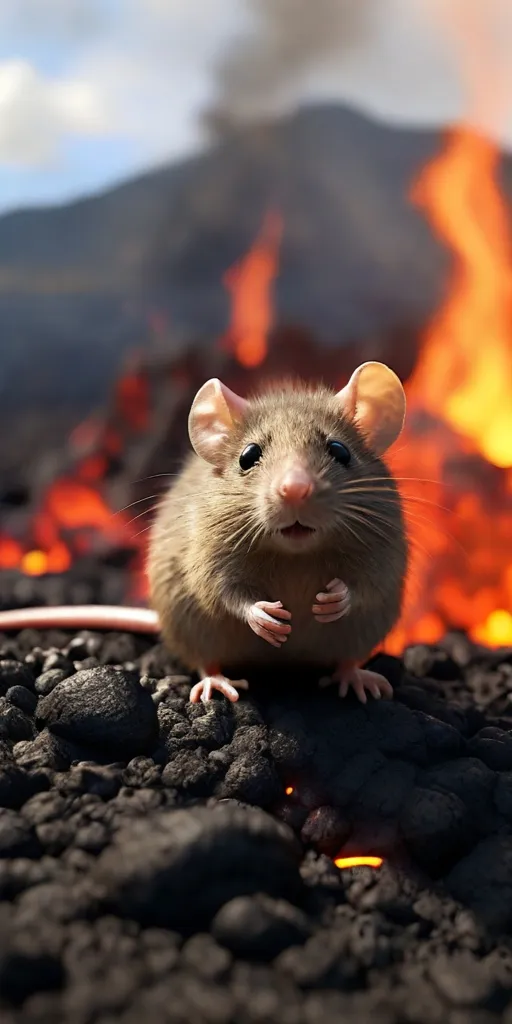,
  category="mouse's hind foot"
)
[190,665,249,704]
[319,660,393,704]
